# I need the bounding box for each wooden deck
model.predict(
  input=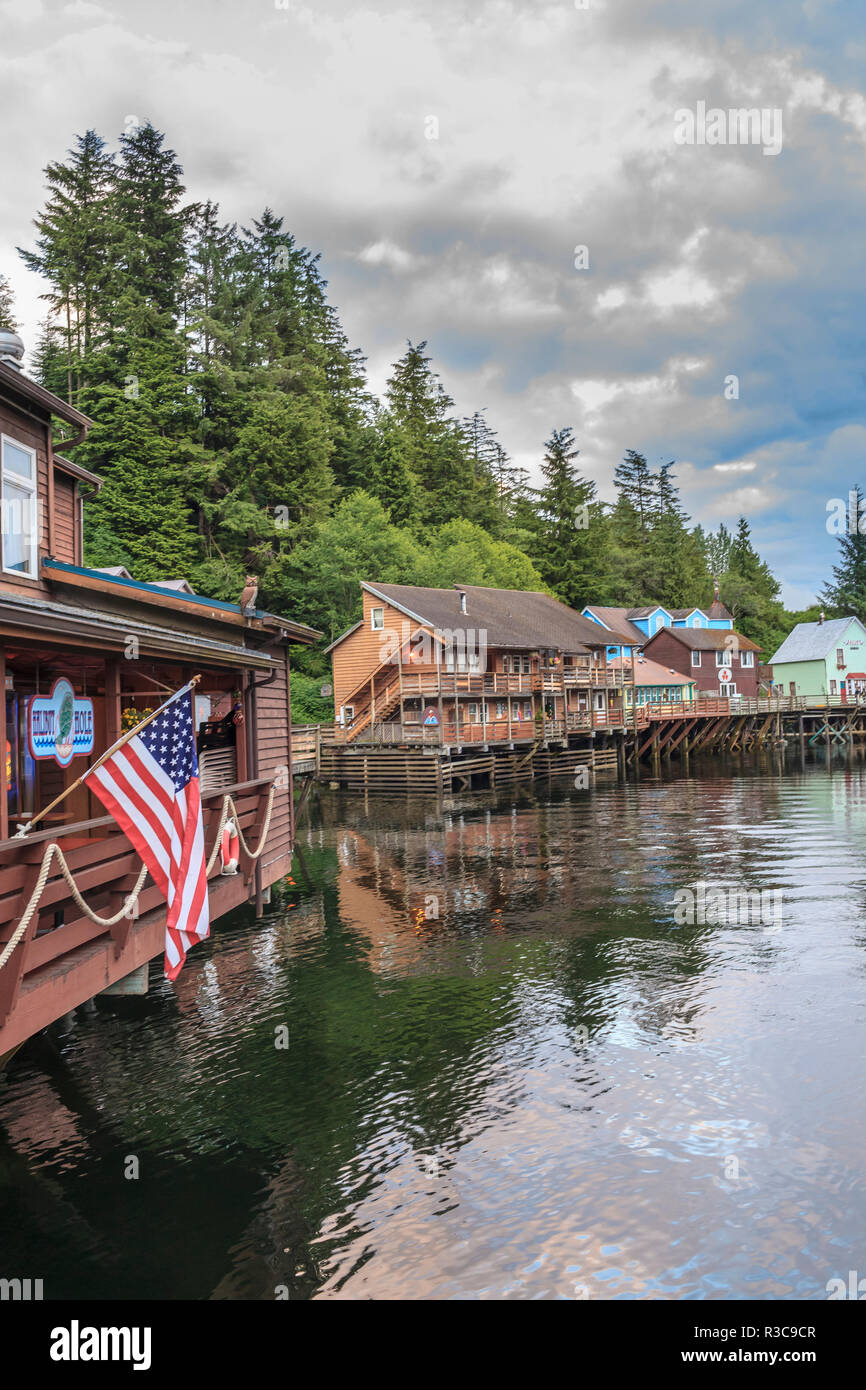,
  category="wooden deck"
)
[0,777,286,1058]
